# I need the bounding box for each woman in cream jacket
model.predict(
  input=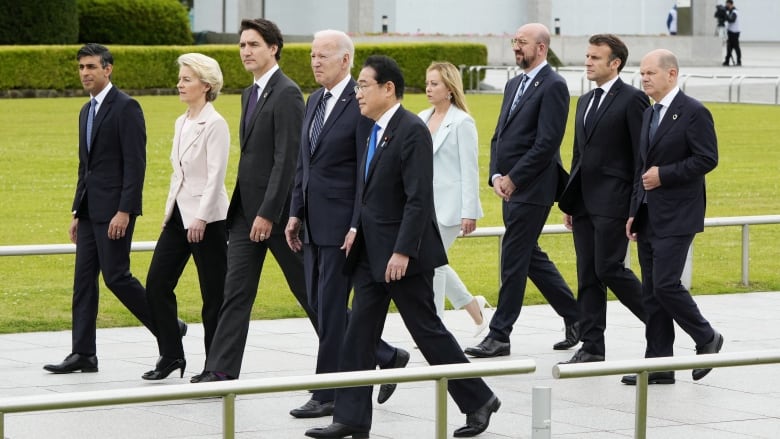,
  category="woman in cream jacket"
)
[143,53,230,381]
[419,62,490,336]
